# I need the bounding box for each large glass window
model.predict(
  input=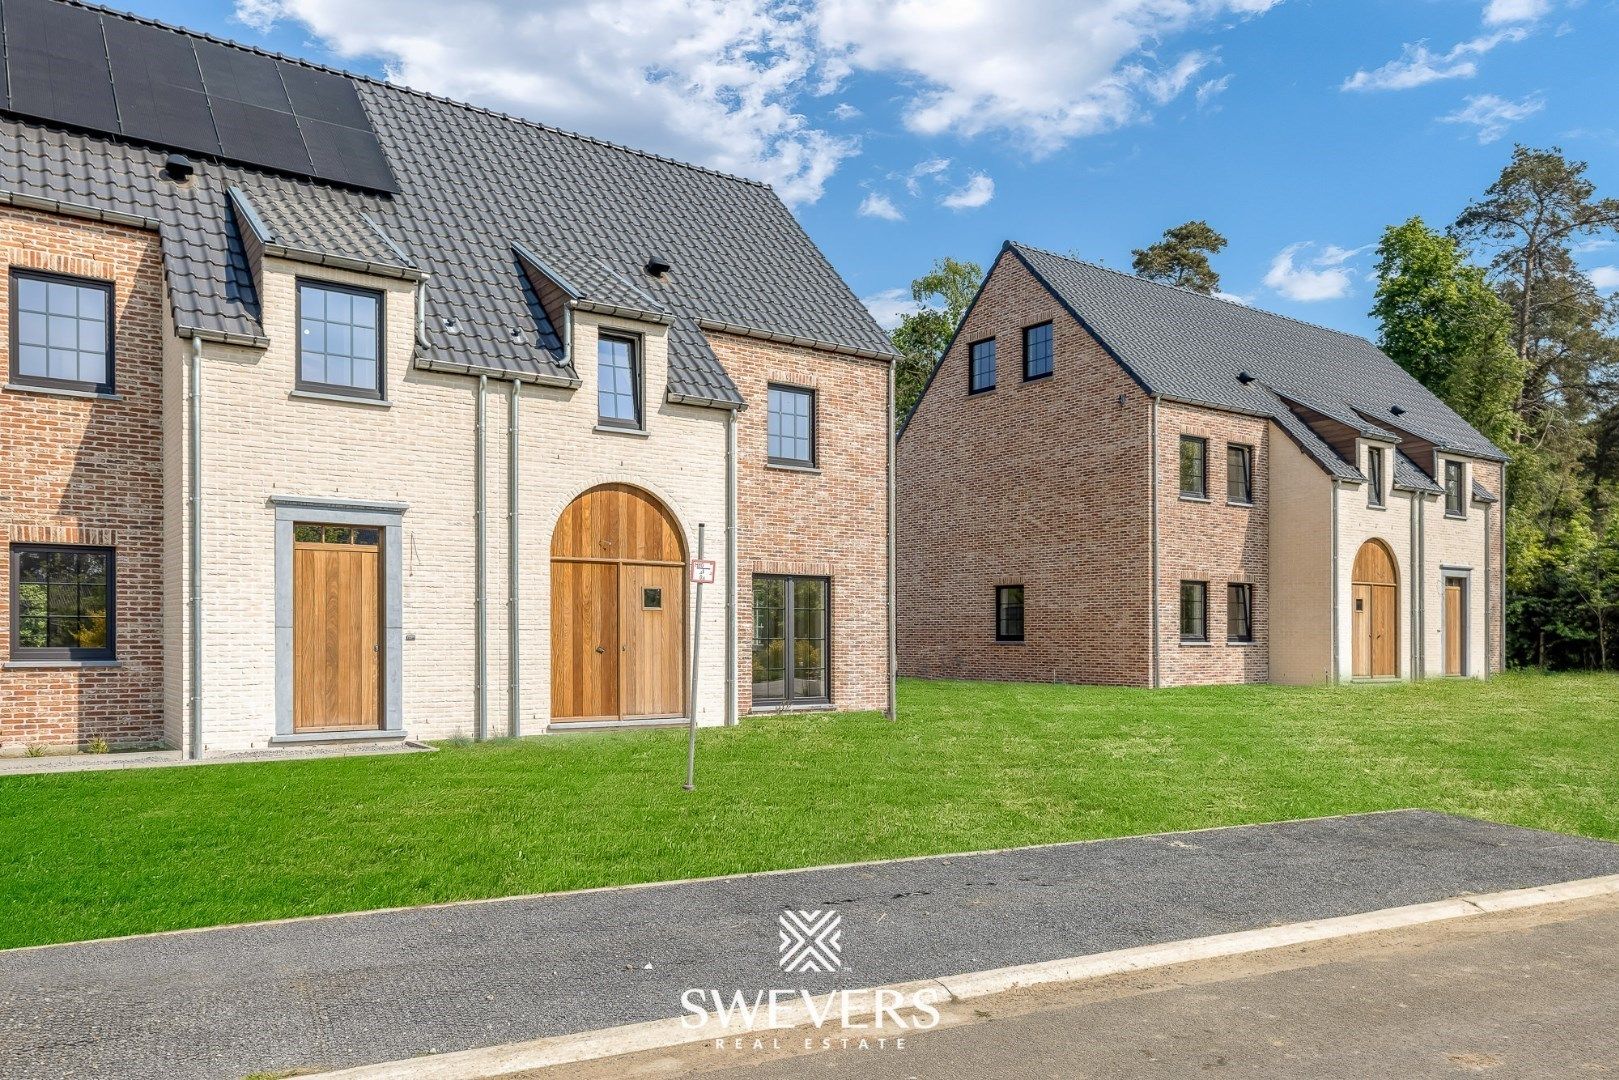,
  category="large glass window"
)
[1367,447,1386,508]
[1227,583,1254,643]
[969,338,996,394]
[11,545,115,661]
[1180,436,1208,498]
[1227,444,1253,504]
[752,575,828,706]
[767,384,815,467]
[1180,580,1208,642]
[1022,322,1053,380]
[597,333,642,428]
[996,585,1025,642]
[11,271,113,393]
[298,281,382,398]
[1445,460,1466,517]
